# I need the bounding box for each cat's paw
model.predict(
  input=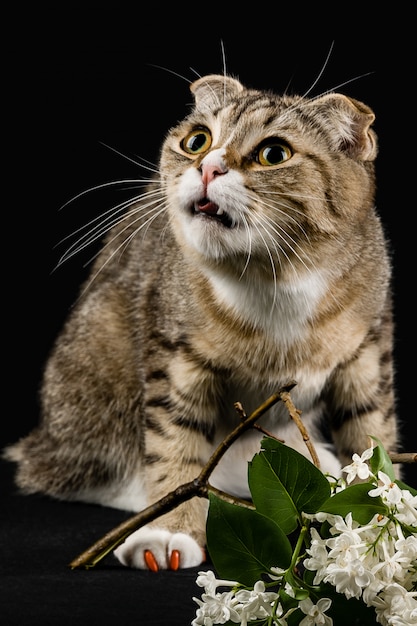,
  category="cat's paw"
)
[113,527,206,571]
